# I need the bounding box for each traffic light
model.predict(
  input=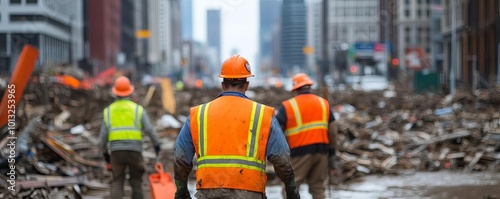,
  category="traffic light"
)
[391,58,399,67]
